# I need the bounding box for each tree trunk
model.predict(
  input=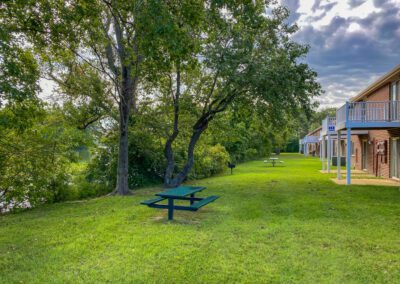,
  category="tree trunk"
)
[164,136,177,186]
[116,72,136,195]
[164,68,181,187]
[115,90,132,195]
[165,122,207,188]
